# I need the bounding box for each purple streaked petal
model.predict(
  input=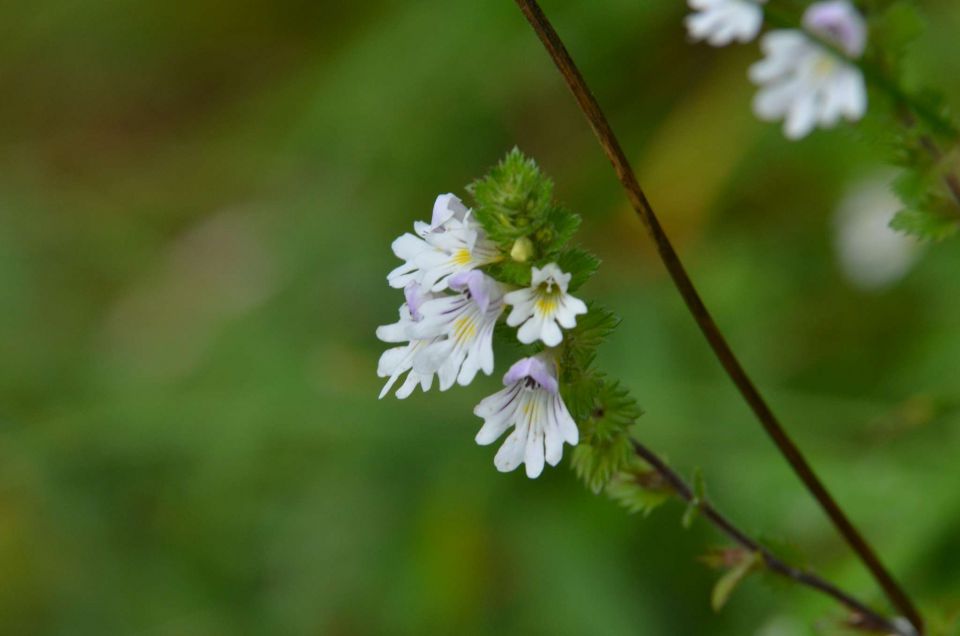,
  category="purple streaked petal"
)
[503,355,558,394]
[803,0,865,57]
[403,282,428,321]
[430,193,468,228]
[449,269,494,313]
